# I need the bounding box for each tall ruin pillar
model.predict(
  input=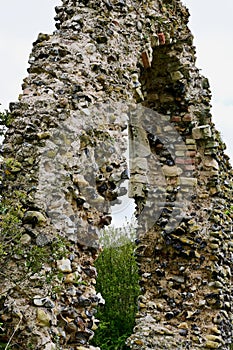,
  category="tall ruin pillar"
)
[0,1,232,349]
